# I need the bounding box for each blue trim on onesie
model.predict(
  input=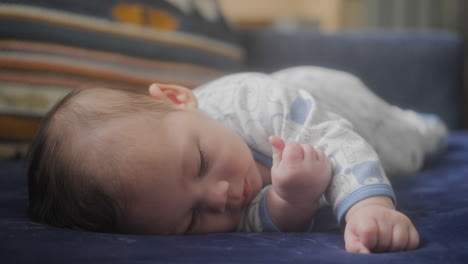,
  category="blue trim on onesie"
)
[336,184,396,224]
[259,186,281,232]
[258,186,316,232]
[249,147,273,168]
